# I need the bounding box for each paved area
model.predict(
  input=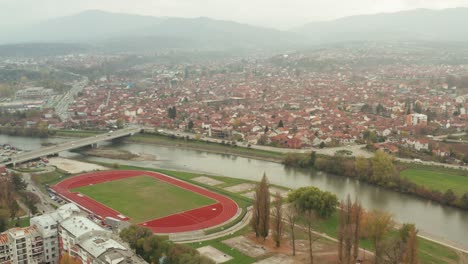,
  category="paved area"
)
[48,157,108,173]
[197,246,233,263]
[252,254,294,264]
[192,176,224,186]
[270,186,290,198]
[224,183,256,193]
[222,236,269,258]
